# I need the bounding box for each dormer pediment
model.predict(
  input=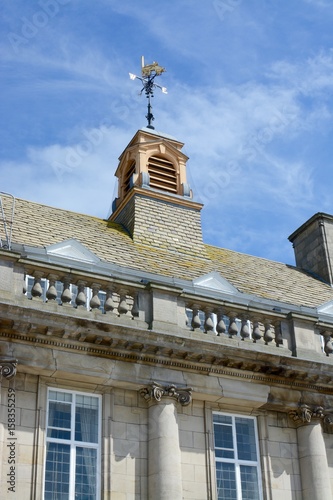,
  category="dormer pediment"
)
[193,271,239,295]
[119,137,188,163]
[46,239,100,264]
